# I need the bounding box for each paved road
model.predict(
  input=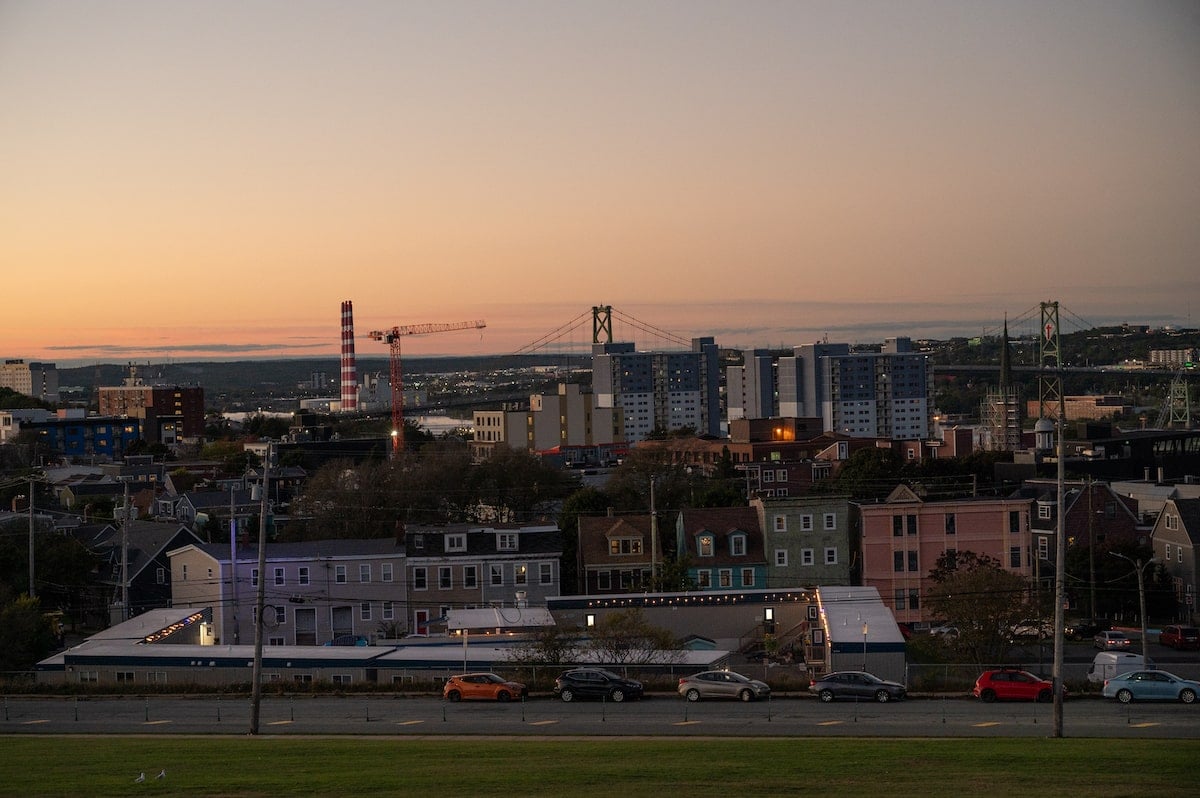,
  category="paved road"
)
[3,694,1197,738]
